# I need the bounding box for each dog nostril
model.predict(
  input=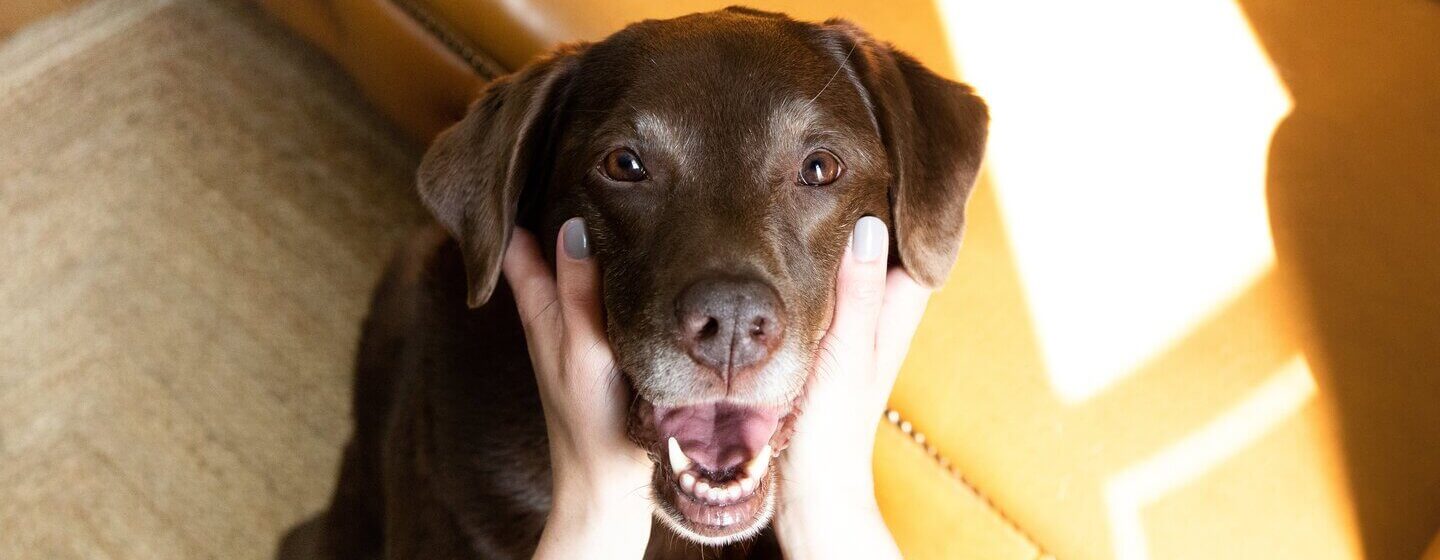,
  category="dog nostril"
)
[749,318,766,338]
[699,317,720,339]
[683,315,718,339]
